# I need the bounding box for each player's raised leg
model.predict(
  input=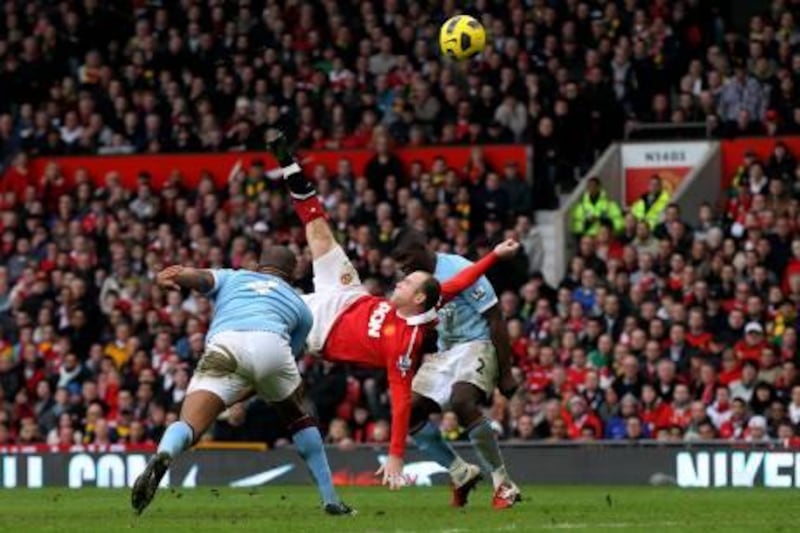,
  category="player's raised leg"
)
[266,130,335,260]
